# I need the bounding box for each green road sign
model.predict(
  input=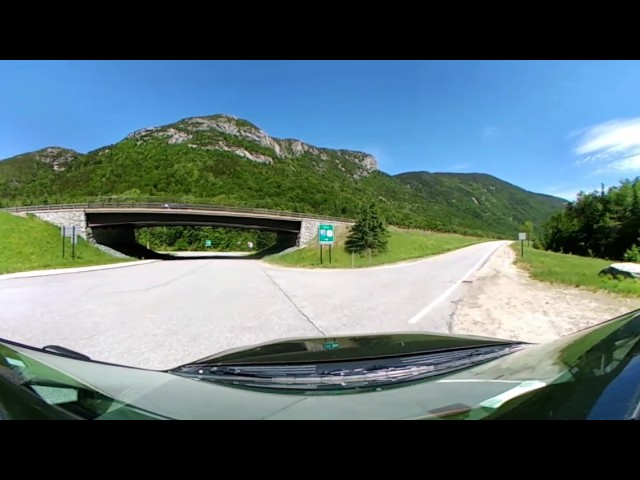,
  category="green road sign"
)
[205,239,212,248]
[319,224,334,244]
